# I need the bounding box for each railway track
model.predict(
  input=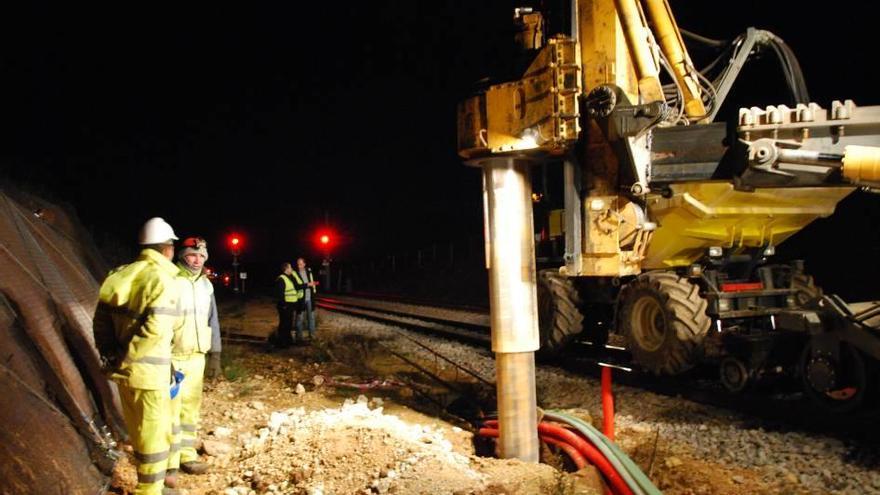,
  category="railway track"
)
[317,294,880,442]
